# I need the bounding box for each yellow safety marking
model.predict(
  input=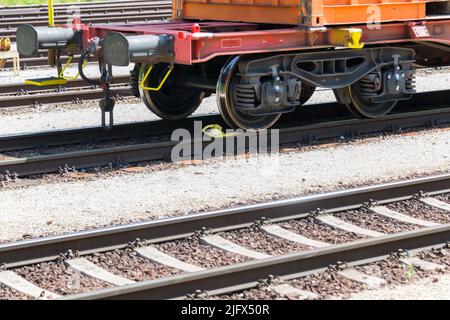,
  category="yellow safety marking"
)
[25,54,87,86]
[202,124,236,139]
[25,76,68,86]
[329,28,364,49]
[59,55,88,80]
[48,0,54,27]
[139,65,173,91]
